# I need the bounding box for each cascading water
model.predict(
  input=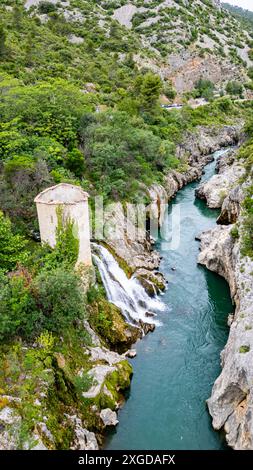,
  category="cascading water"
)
[92,244,165,326]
